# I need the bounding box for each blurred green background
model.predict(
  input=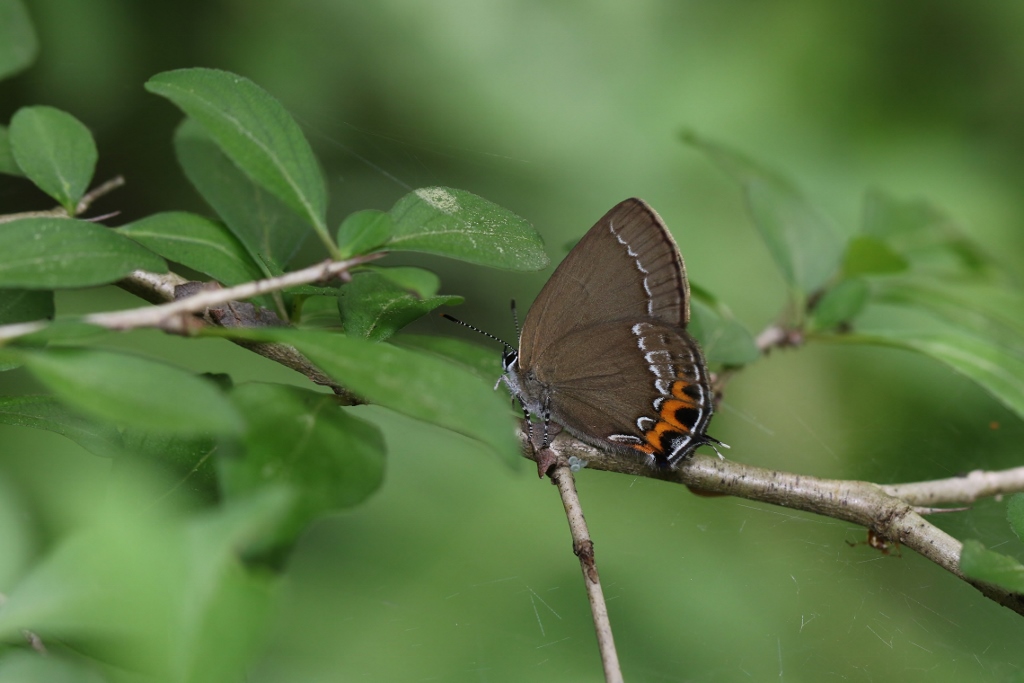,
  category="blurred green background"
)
[4,1,1024,680]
